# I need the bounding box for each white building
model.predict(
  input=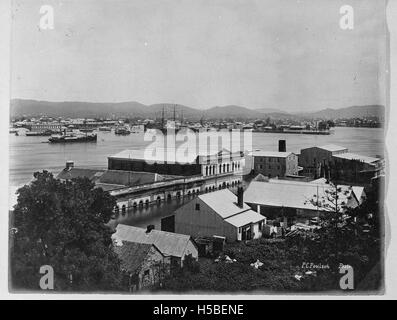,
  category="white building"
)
[174,188,265,242]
